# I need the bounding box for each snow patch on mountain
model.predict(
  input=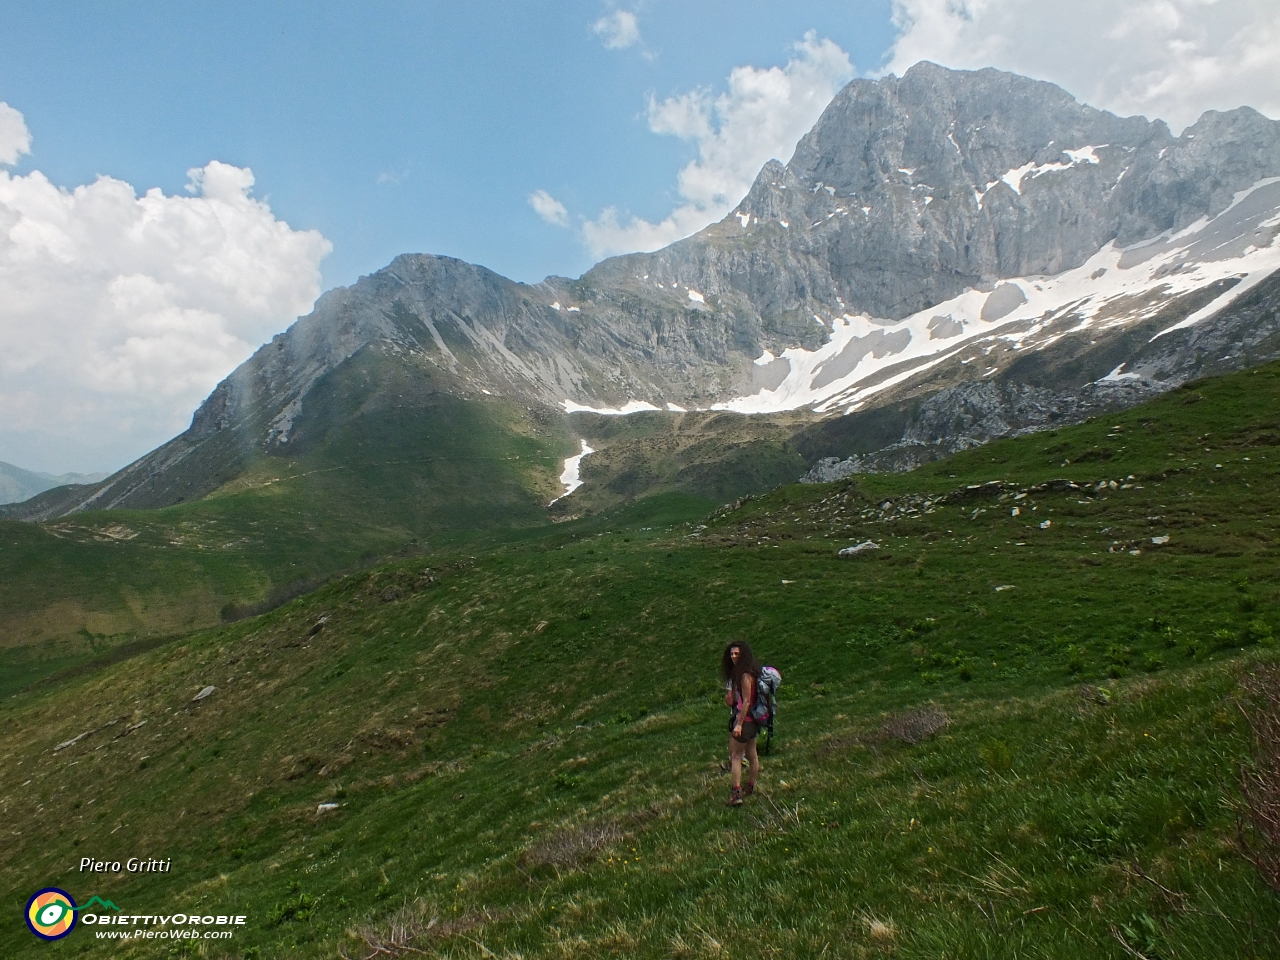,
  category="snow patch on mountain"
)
[1099,364,1141,382]
[1000,145,1104,195]
[707,176,1280,414]
[562,399,664,415]
[550,440,595,504]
